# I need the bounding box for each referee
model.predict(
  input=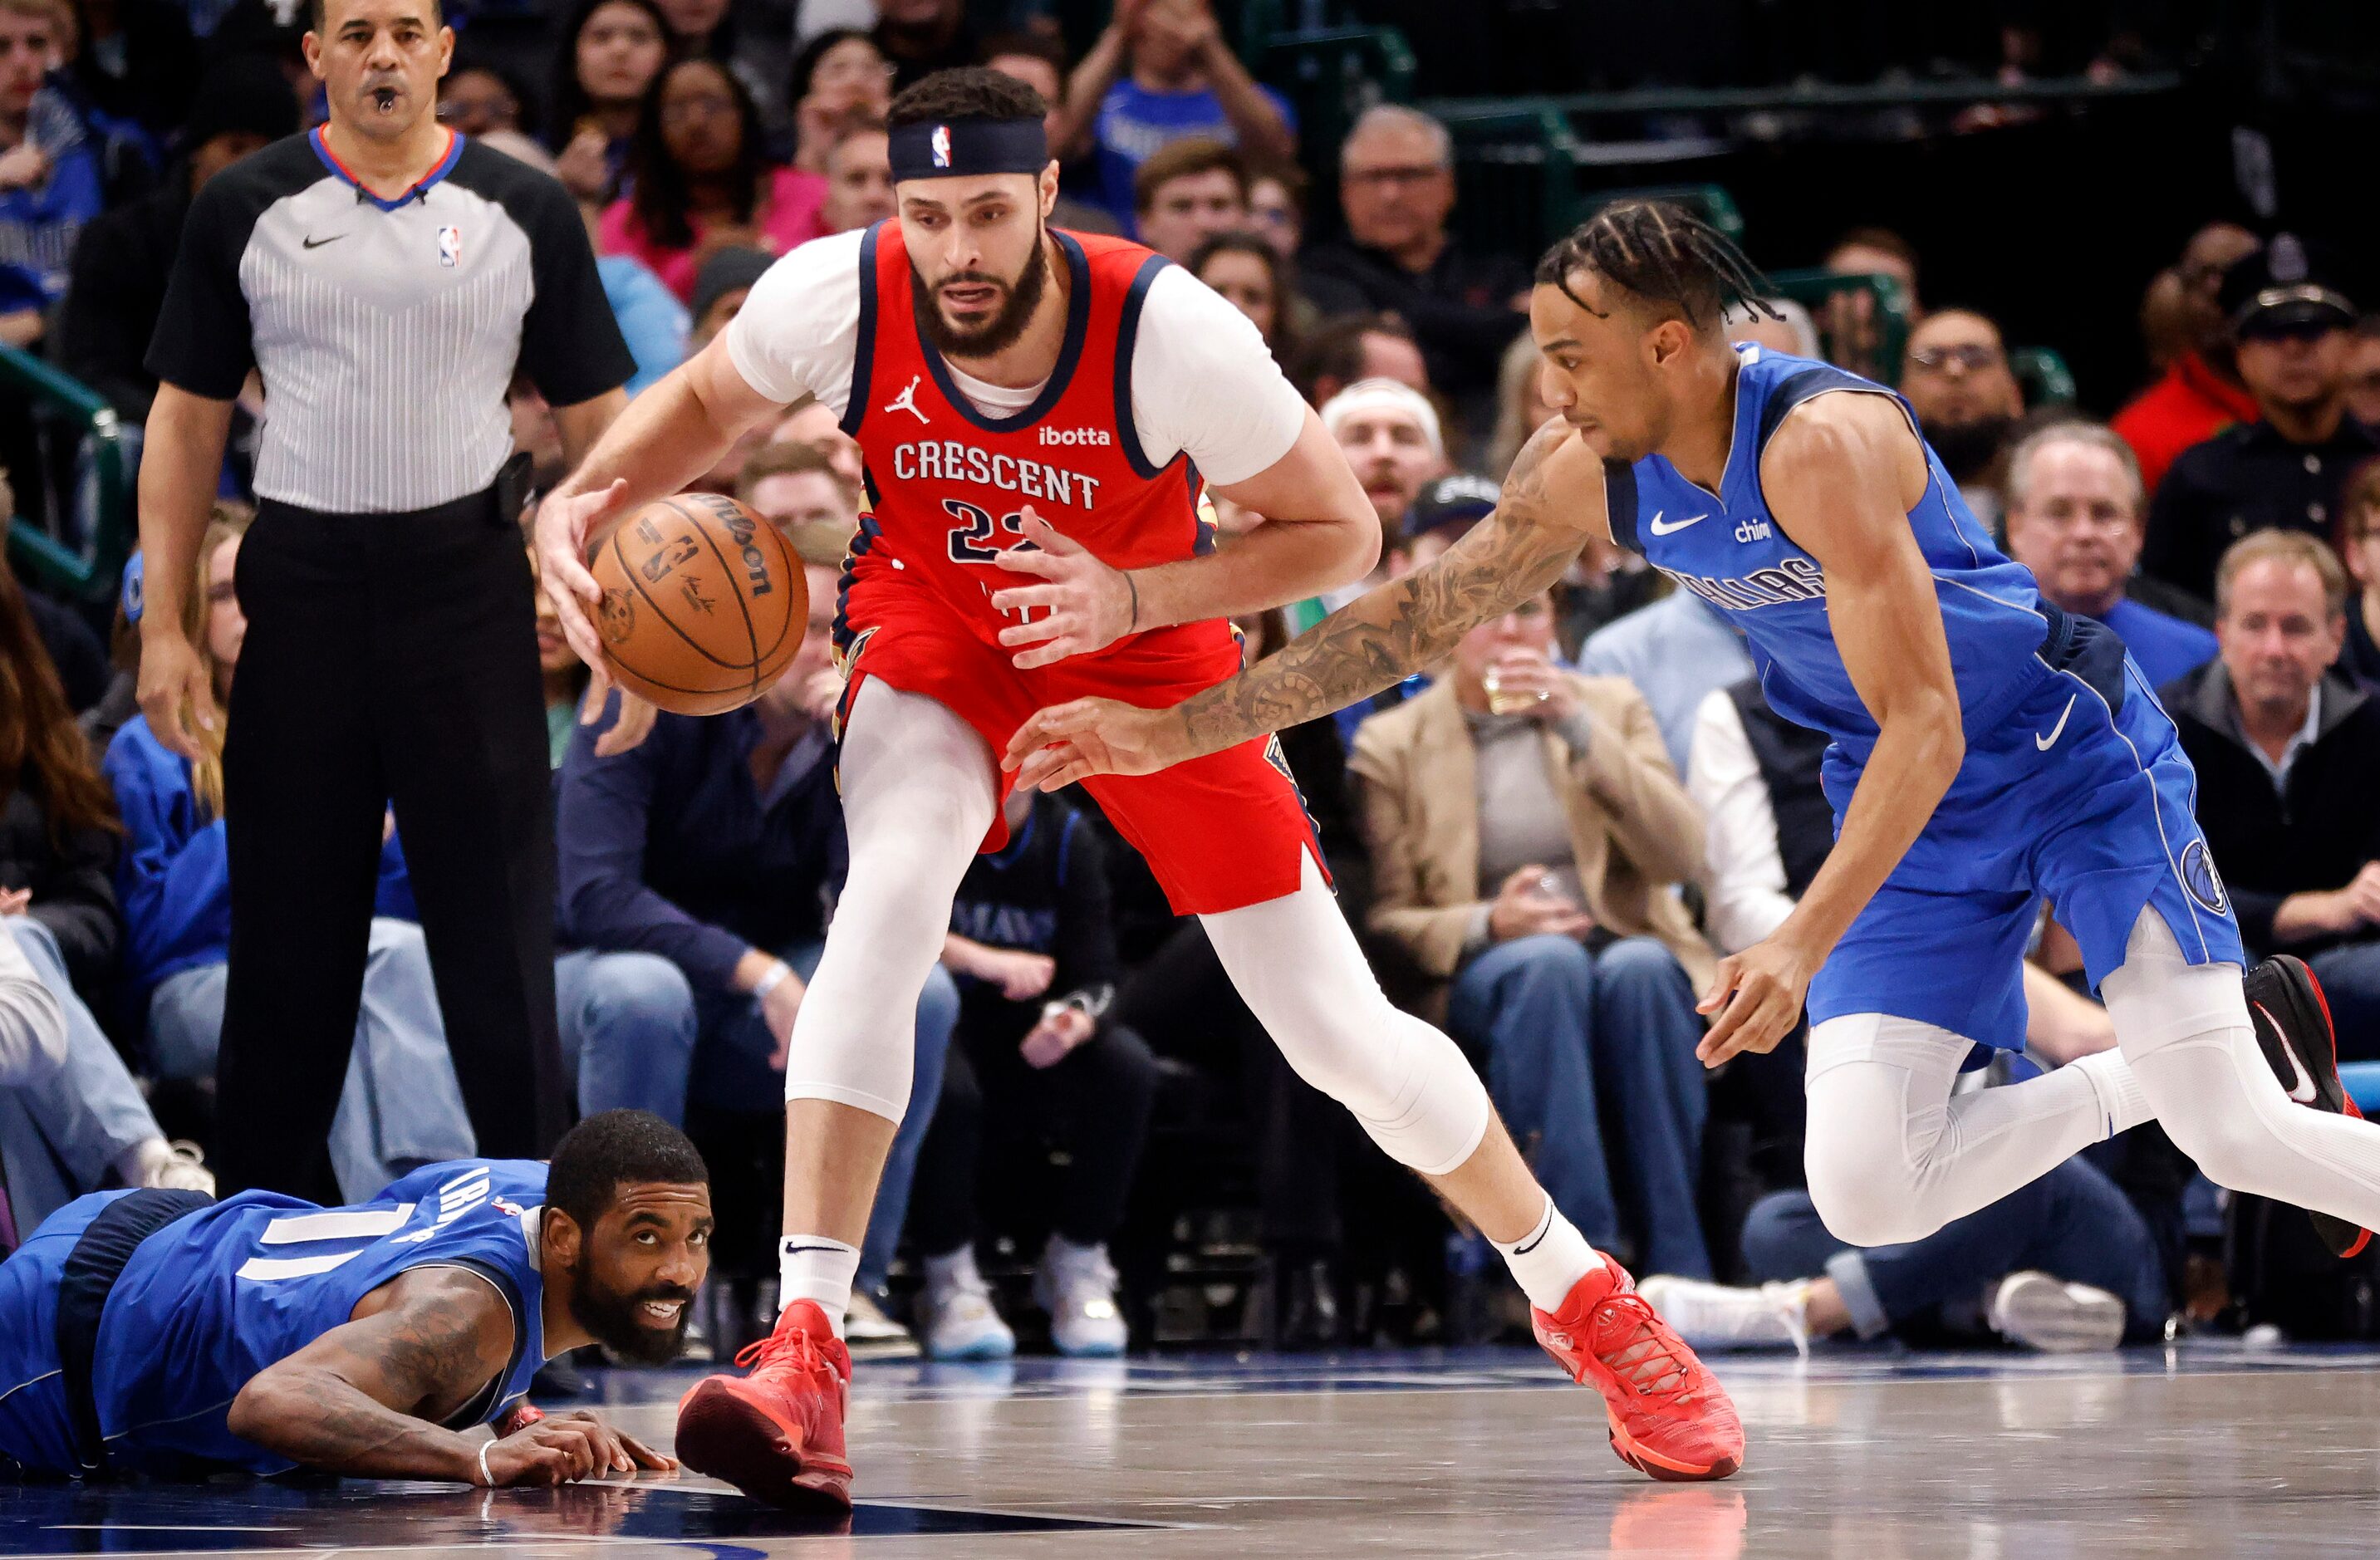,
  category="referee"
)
[135,0,634,1198]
